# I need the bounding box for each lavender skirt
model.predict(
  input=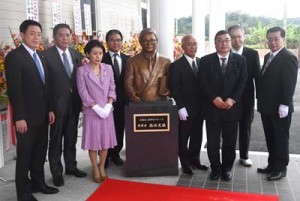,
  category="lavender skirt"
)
[81,113,117,151]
